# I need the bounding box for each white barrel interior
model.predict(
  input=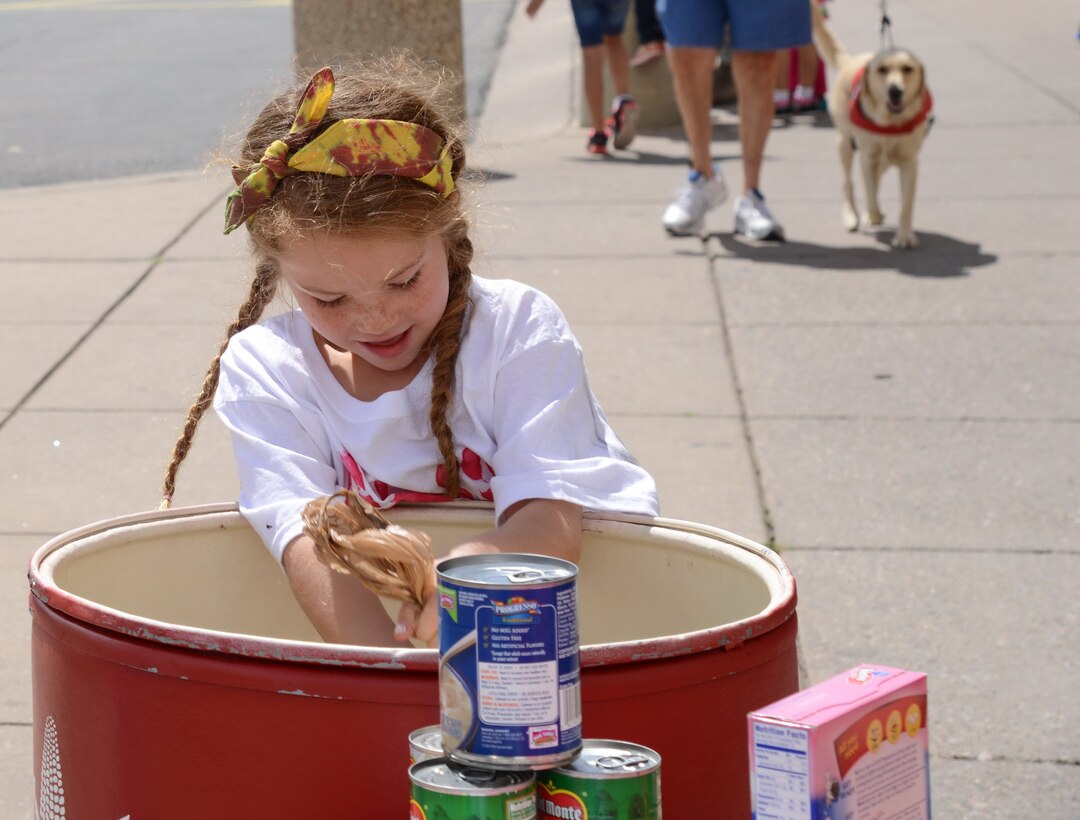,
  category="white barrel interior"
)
[40,504,783,649]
